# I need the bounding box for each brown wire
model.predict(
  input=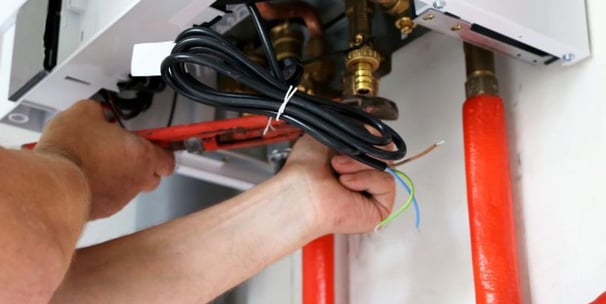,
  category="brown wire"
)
[393,140,444,167]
